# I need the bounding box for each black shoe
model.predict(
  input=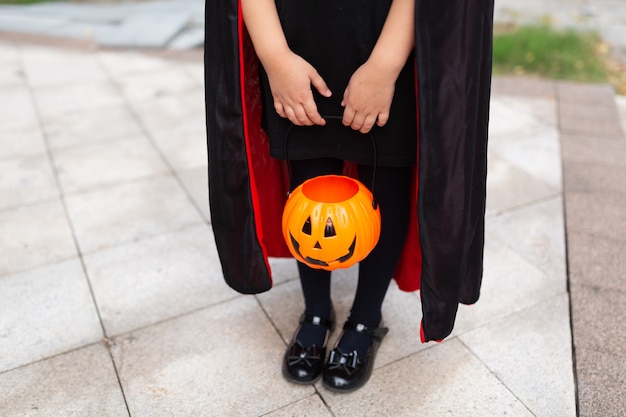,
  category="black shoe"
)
[322,321,388,392]
[282,312,334,384]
